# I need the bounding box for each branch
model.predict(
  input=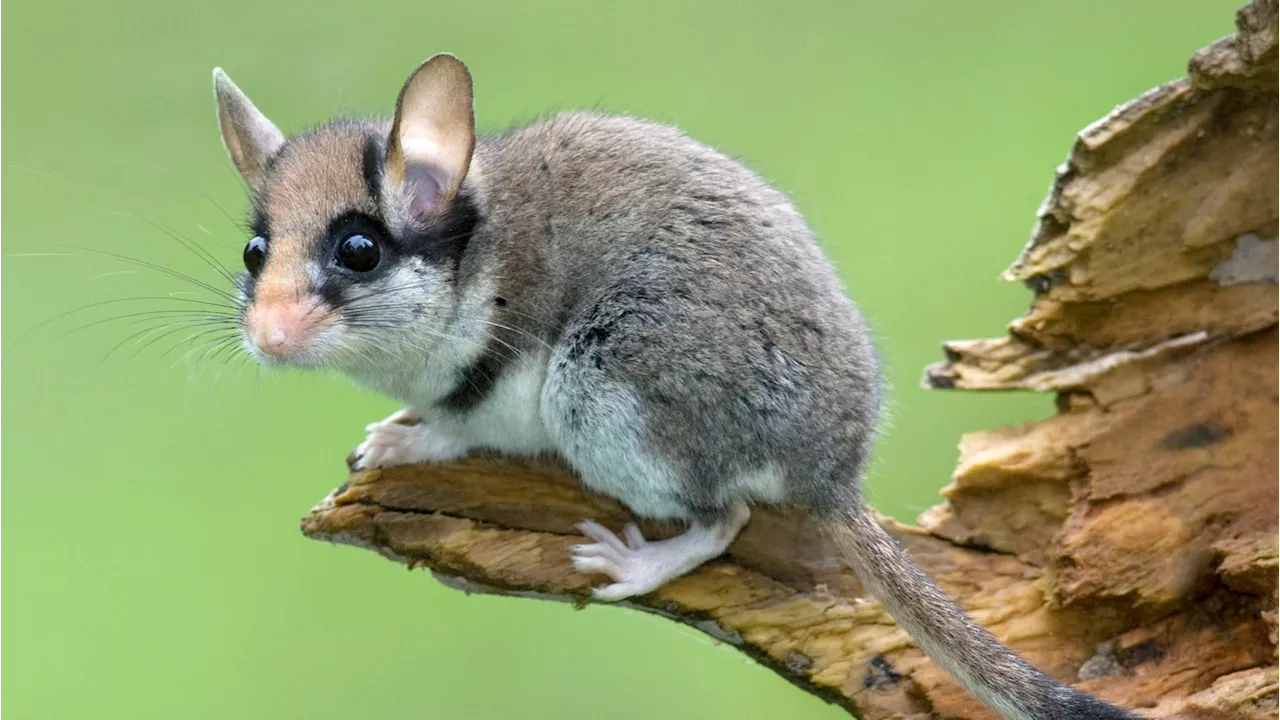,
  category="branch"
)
[302,3,1279,718]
